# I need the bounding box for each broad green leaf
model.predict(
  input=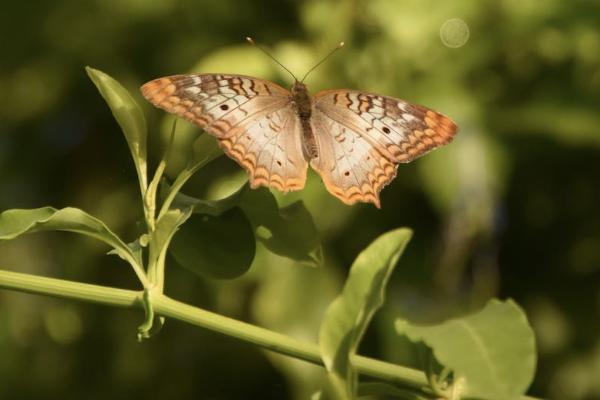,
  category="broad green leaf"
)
[240,188,322,266]
[0,207,140,268]
[86,66,148,193]
[318,228,413,400]
[169,208,255,279]
[395,299,536,400]
[169,184,322,266]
